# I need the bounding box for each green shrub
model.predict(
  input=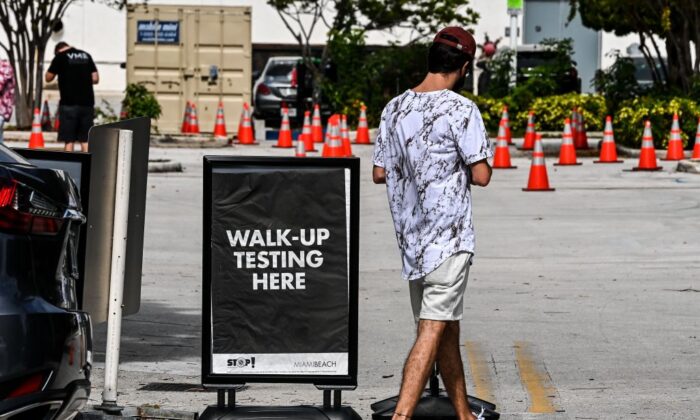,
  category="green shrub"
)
[325,30,428,127]
[614,96,700,148]
[121,83,162,121]
[593,53,640,114]
[481,49,514,99]
[526,93,607,132]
